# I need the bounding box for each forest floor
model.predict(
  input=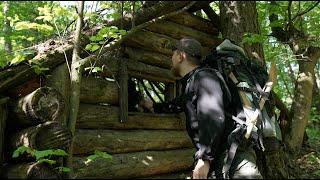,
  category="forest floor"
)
[287,124,320,179]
